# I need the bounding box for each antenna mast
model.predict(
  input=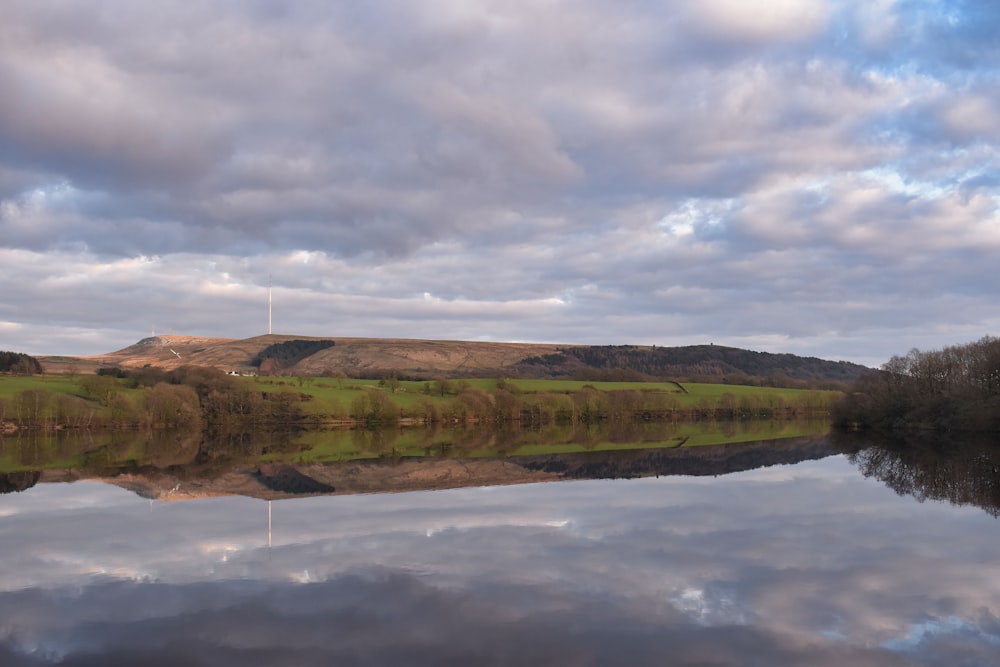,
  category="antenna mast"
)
[268,274,272,335]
